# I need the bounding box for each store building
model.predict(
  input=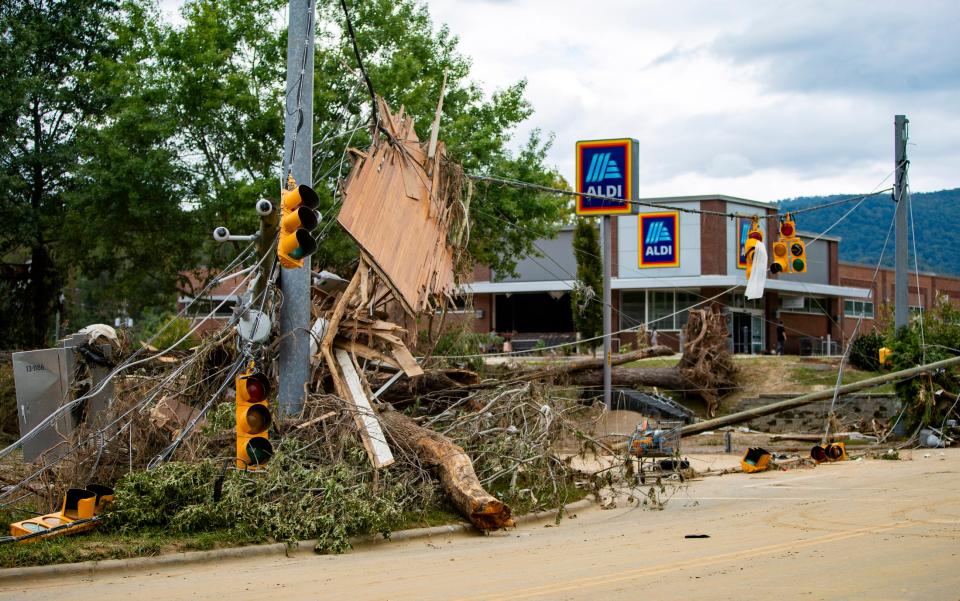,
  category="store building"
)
[463,194,960,354]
